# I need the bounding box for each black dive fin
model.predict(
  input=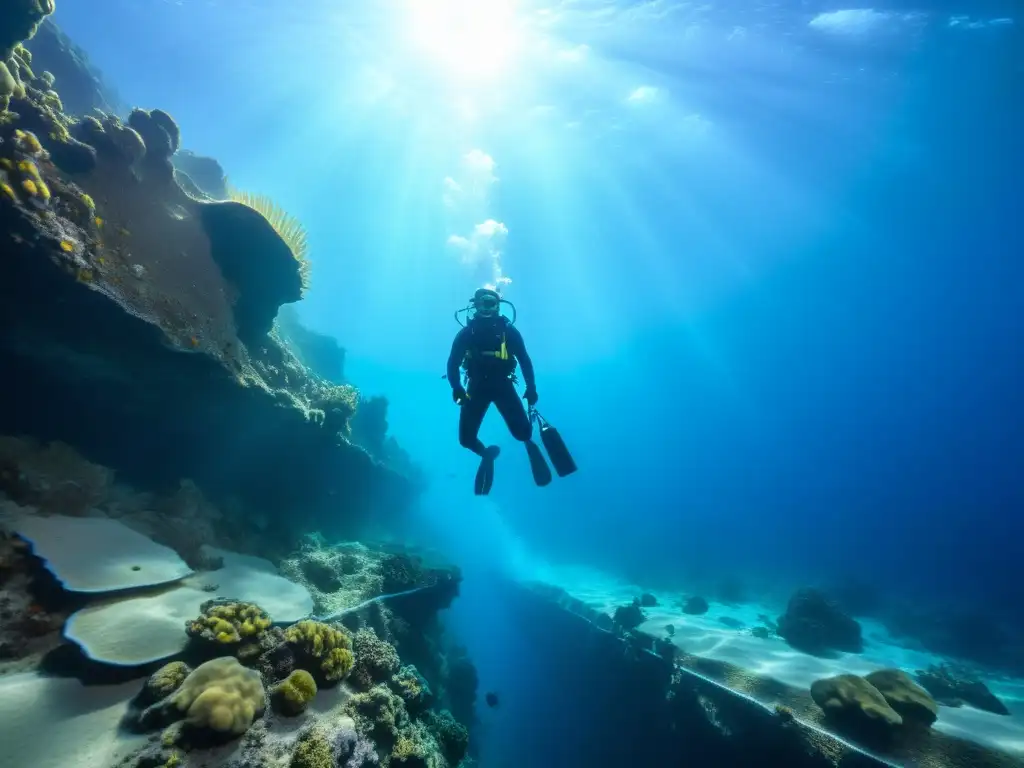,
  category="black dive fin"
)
[525,440,553,486]
[475,446,500,495]
[535,412,577,477]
